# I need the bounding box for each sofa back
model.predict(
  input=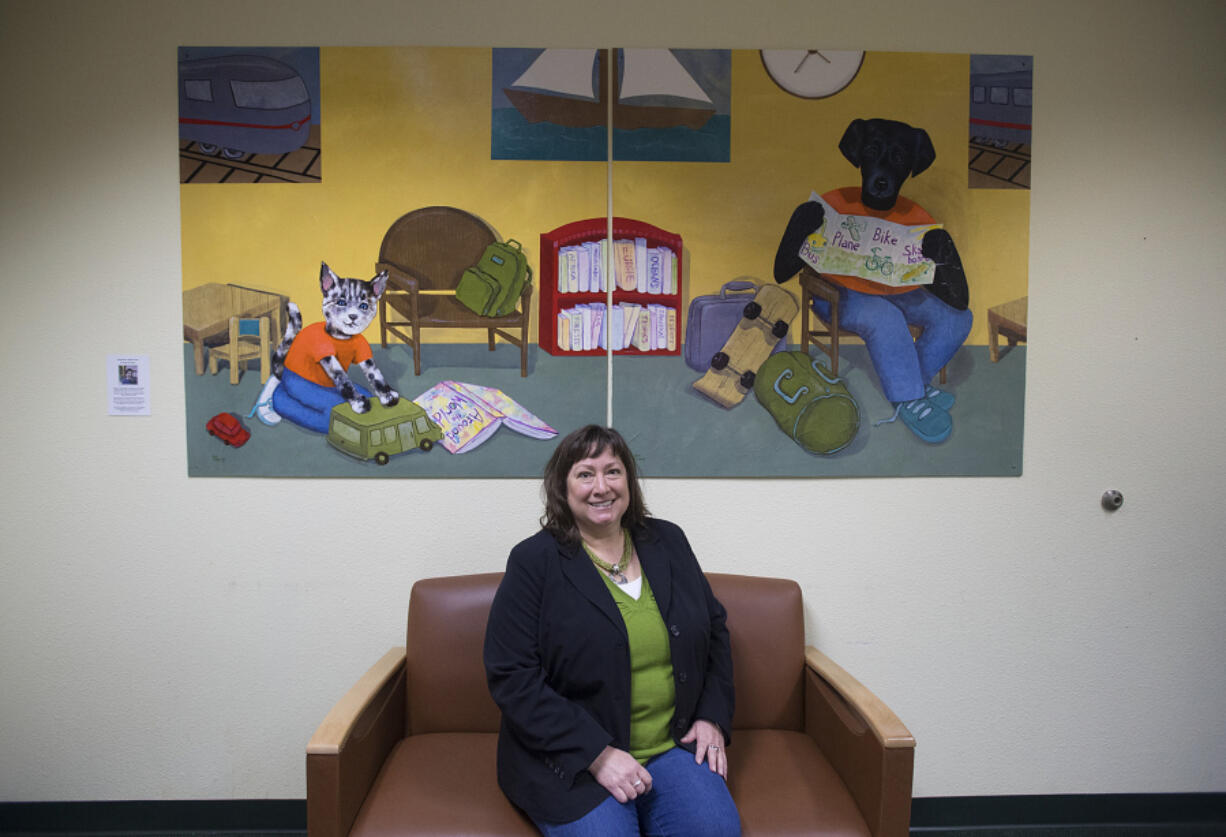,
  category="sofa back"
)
[710,573,805,731]
[403,571,805,736]
[405,572,504,735]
